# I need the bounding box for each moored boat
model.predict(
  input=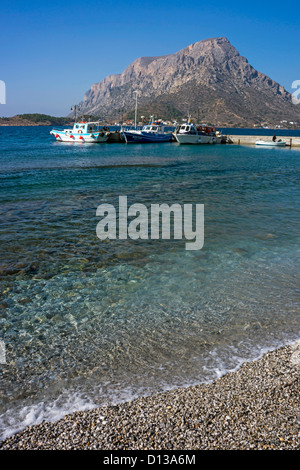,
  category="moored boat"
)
[173,123,217,144]
[50,121,110,143]
[255,139,286,147]
[121,121,173,143]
